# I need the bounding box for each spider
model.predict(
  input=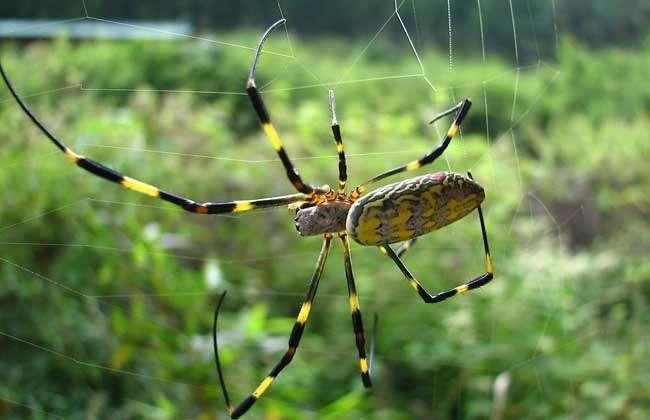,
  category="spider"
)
[0,18,494,419]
